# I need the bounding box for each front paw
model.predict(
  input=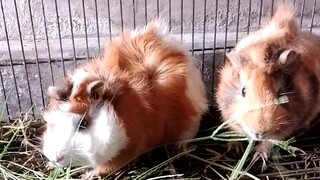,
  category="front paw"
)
[249,141,273,173]
[81,170,99,180]
[226,141,244,155]
[46,162,55,170]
